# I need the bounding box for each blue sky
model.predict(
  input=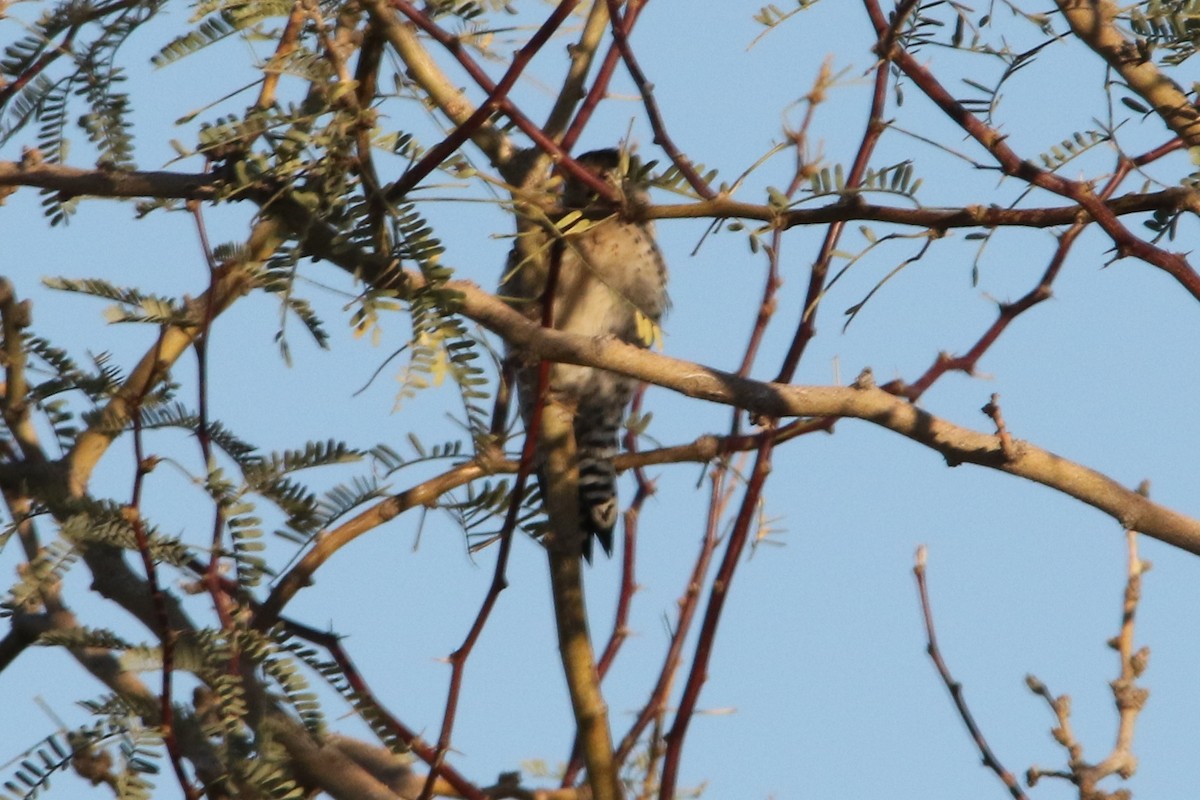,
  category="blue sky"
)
[3,2,1200,798]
